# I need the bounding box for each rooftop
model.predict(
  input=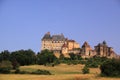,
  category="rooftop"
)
[42,32,66,41]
